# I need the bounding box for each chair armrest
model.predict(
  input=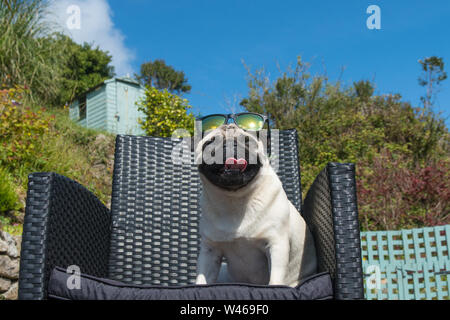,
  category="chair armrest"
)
[18,172,111,300]
[302,163,364,300]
